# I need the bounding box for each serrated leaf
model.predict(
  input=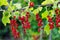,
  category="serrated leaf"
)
[8,5,16,11]
[33,9,39,15]
[37,7,42,11]
[42,11,48,19]
[44,24,50,35]
[41,0,55,5]
[49,10,55,17]
[0,0,8,6]
[2,11,11,26]
[8,1,16,11]
[33,7,42,15]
